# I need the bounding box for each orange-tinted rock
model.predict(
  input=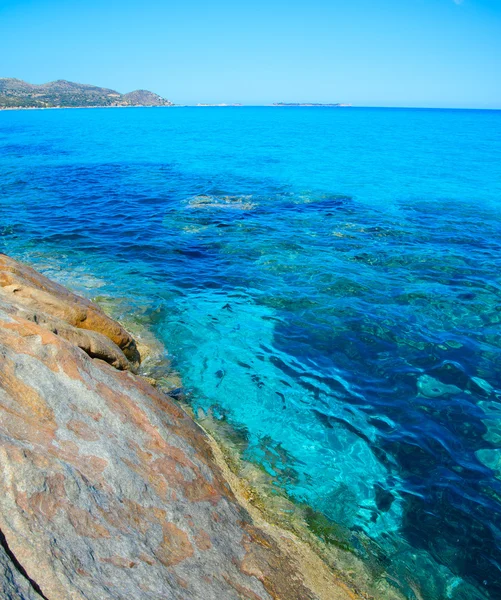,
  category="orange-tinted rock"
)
[0,256,356,600]
[0,253,139,366]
